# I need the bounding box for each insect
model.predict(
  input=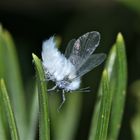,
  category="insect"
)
[41,31,106,109]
